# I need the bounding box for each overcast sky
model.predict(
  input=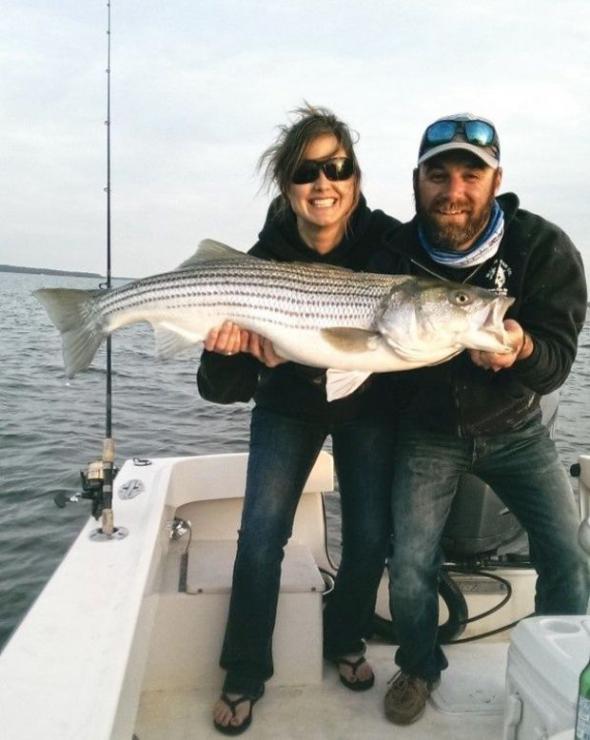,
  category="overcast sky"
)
[3,1,590,283]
